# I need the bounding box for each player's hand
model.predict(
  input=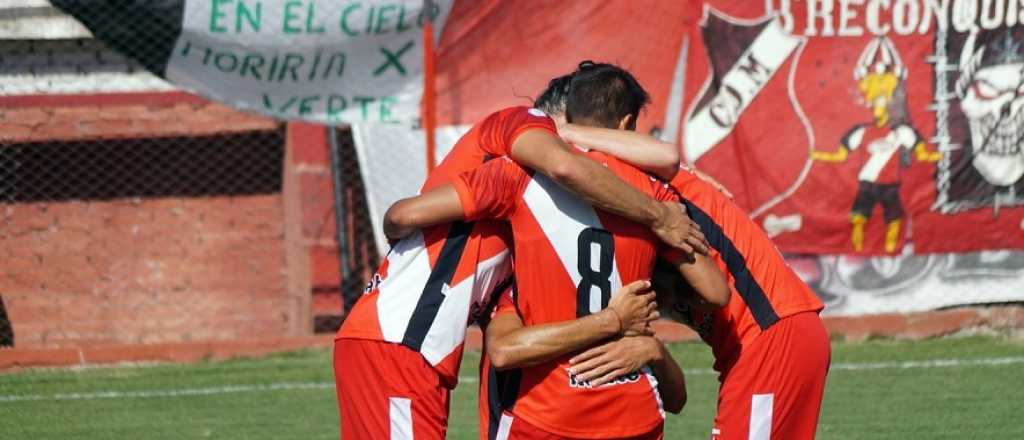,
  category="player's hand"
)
[605,280,658,335]
[651,201,709,255]
[568,336,662,386]
[691,169,734,199]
